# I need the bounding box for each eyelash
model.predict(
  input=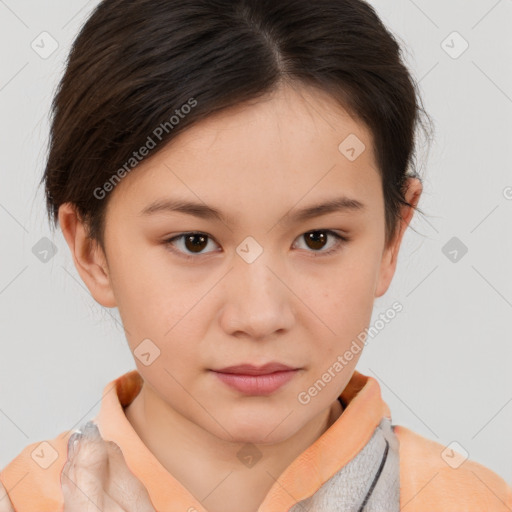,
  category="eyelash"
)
[163,230,350,261]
